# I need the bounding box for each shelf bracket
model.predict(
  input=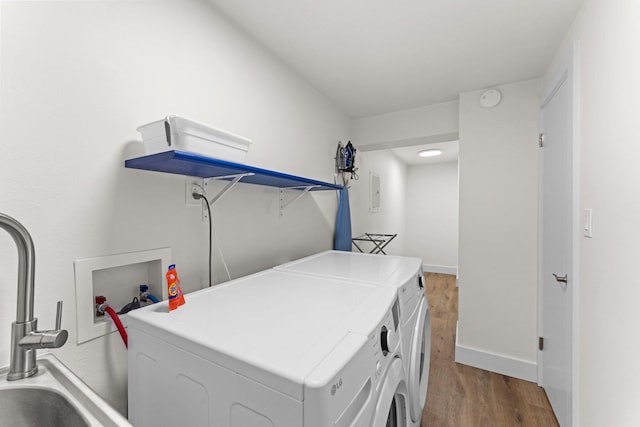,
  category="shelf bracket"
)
[279,185,318,217]
[205,173,255,206]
